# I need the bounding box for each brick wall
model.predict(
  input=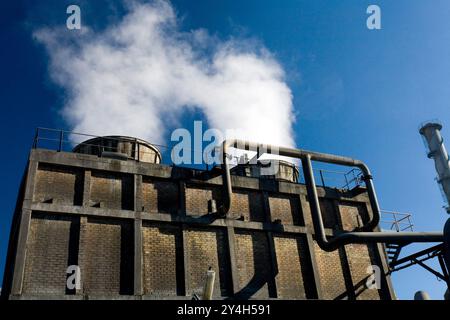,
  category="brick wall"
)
[234,230,274,299]
[269,194,302,225]
[313,241,348,300]
[338,202,369,231]
[273,235,314,299]
[80,217,133,295]
[185,185,221,215]
[34,164,83,206]
[142,222,181,296]
[12,153,393,300]
[185,227,231,297]
[142,179,179,214]
[345,244,381,300]
[229,189,265,222]
[90,171,134,210]
[23,213,79,295]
